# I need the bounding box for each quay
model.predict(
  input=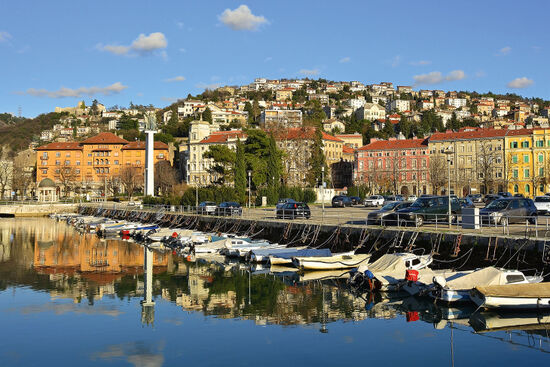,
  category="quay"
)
[77,203,550,269]
[0,202,78,217]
